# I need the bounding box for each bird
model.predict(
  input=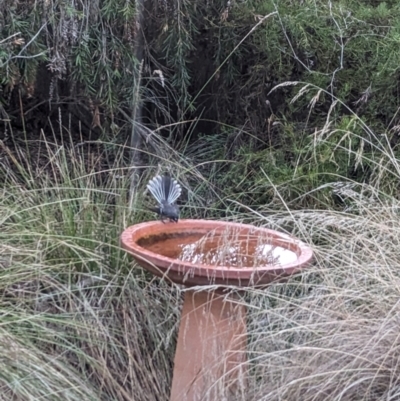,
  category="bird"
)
[146,174,182,223]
